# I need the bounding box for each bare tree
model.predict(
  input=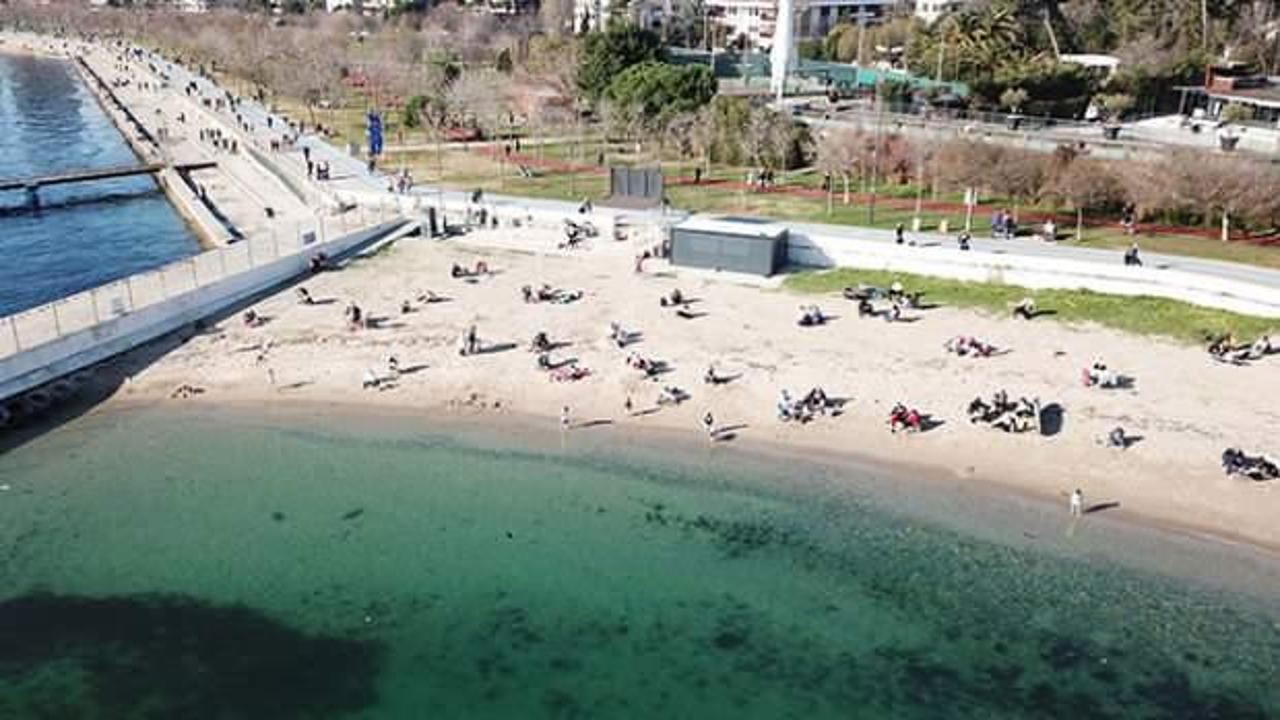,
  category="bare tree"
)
[988,148,1048,223]
[742,106,794,175]
[815,128,864,210]
[1046,158,1127,240]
